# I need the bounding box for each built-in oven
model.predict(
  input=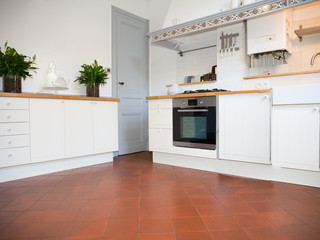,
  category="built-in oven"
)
[173,96,216,150]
